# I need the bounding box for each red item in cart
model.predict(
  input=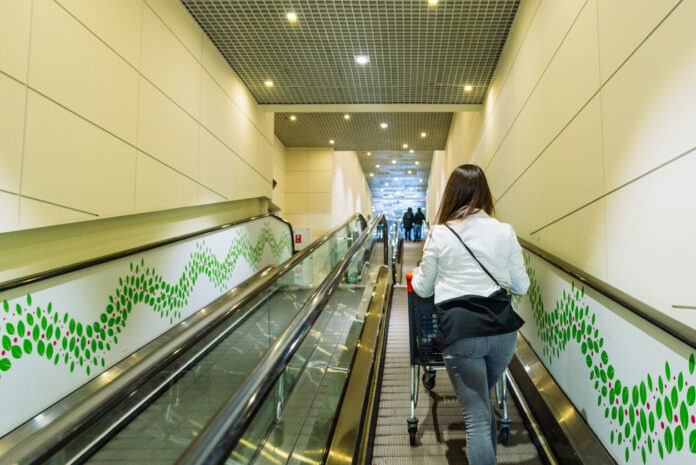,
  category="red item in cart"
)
[405,272,413,292]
